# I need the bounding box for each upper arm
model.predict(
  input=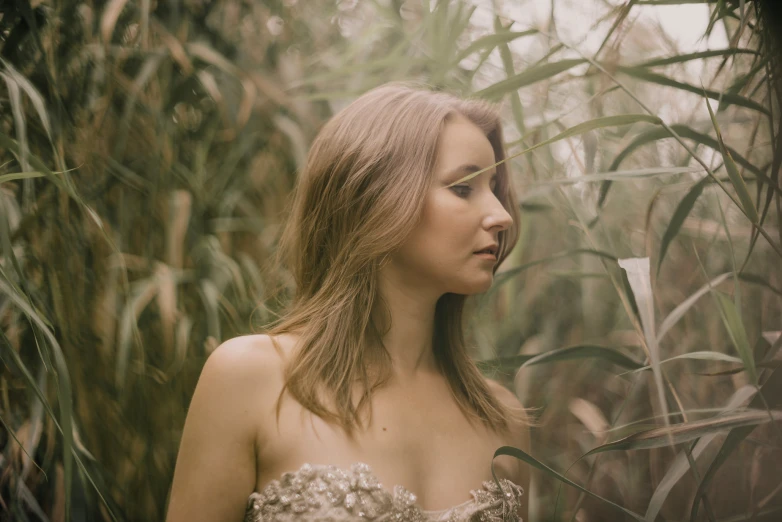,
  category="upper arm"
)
[486,379,531,520]
[165,335,280,522]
